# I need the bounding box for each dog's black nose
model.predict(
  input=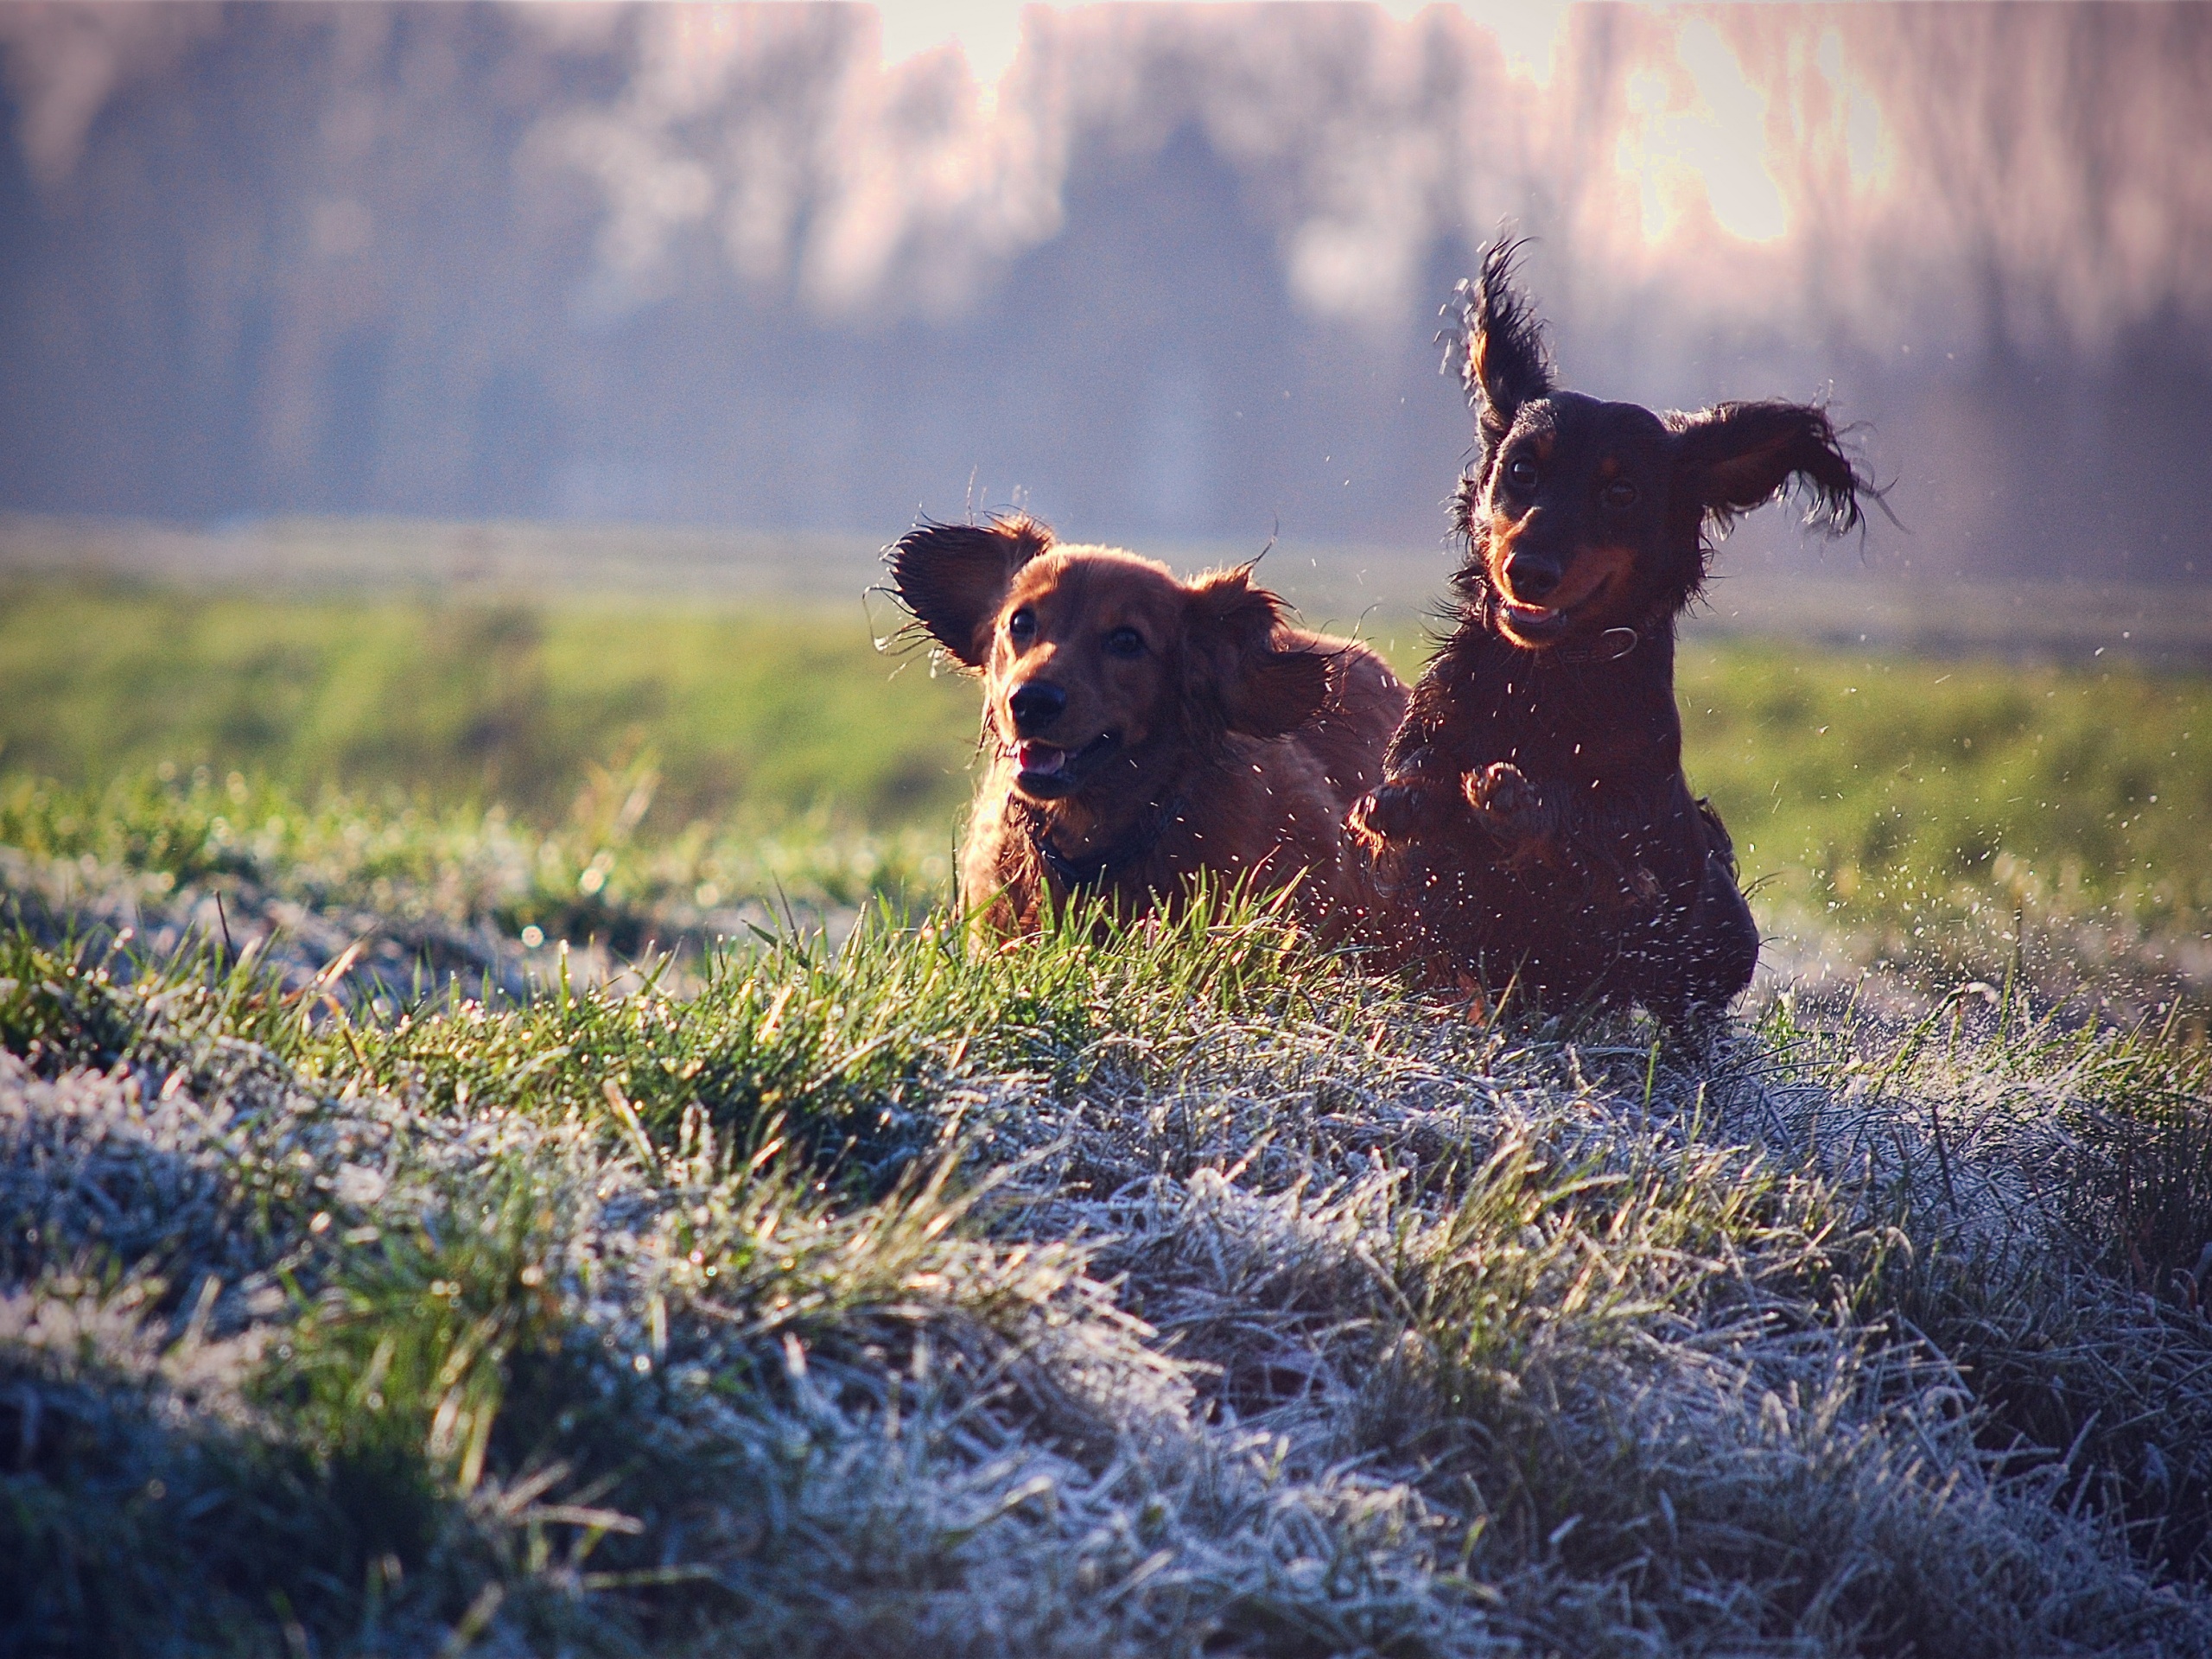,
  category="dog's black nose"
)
[1503,556,1560,601]
[1008,681,1067,734]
